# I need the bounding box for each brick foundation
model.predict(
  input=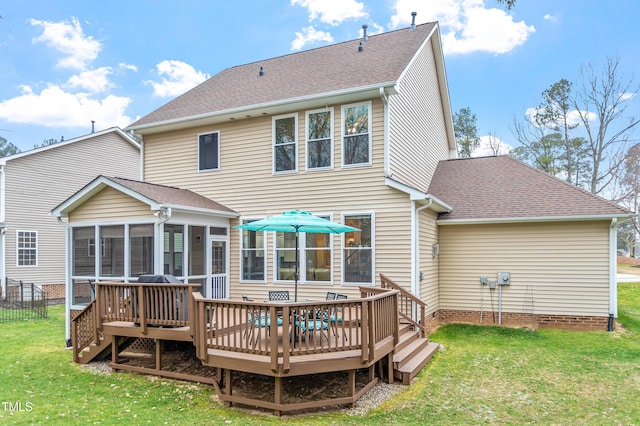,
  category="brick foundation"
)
[438,309,609,331]
[40,283,66,301]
